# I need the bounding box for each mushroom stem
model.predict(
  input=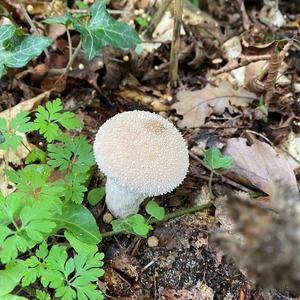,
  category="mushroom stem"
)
[105,178,145,219]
